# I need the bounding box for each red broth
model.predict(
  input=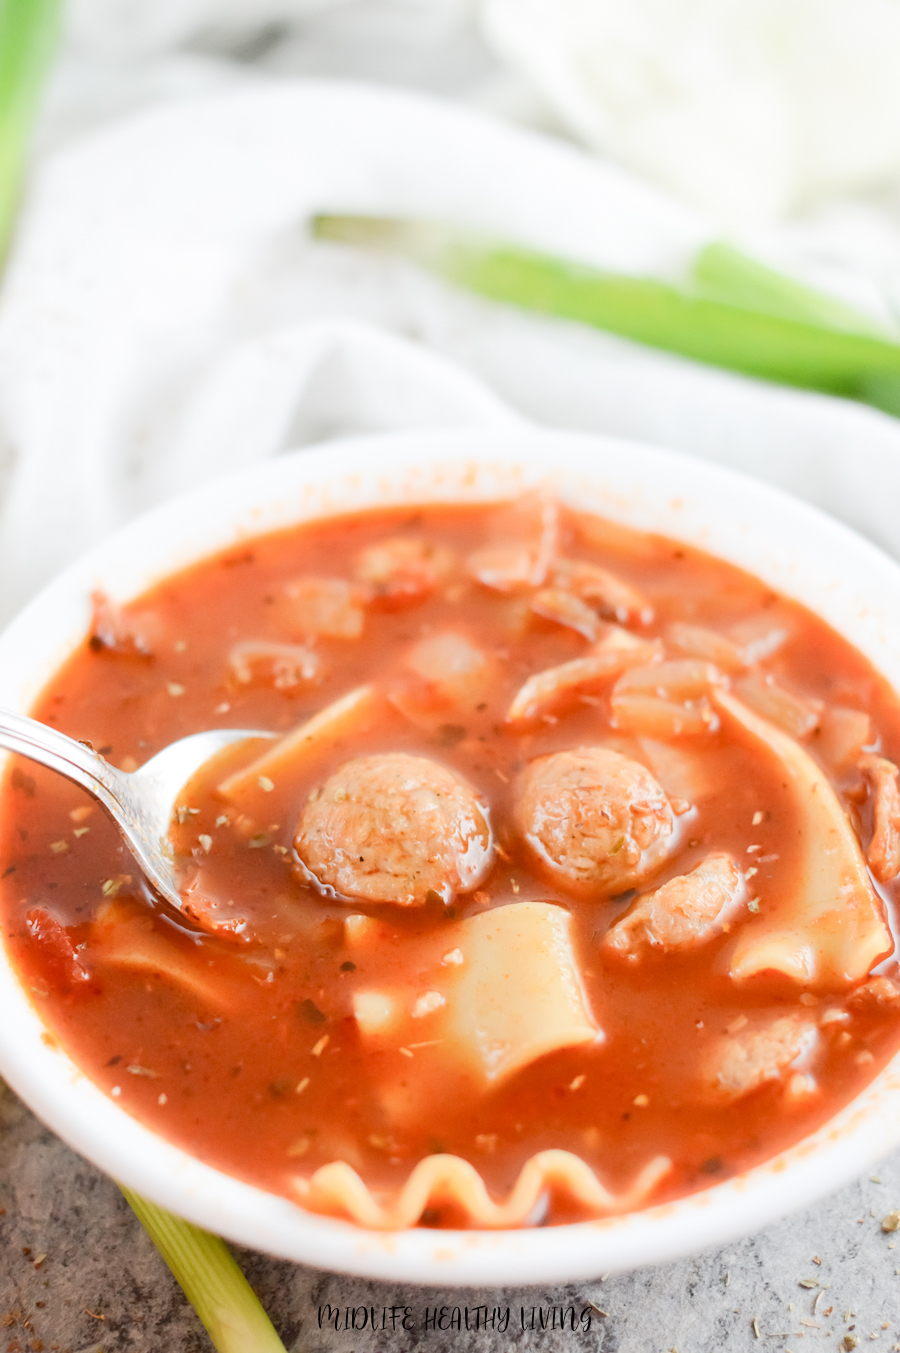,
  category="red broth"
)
[3,498,900,1227]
